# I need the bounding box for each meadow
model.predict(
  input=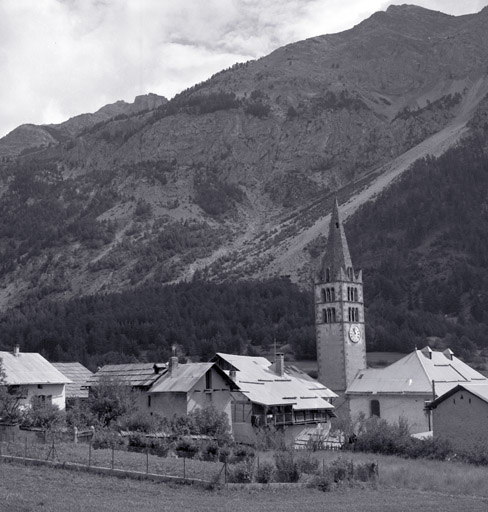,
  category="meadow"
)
[1,443,488,512]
